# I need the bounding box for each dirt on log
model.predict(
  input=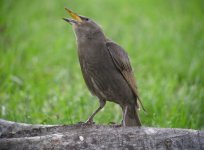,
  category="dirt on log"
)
[0,119,203,150]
